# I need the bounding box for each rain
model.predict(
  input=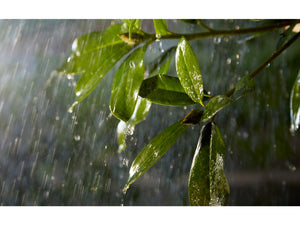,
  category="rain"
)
[0,19,300,206]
